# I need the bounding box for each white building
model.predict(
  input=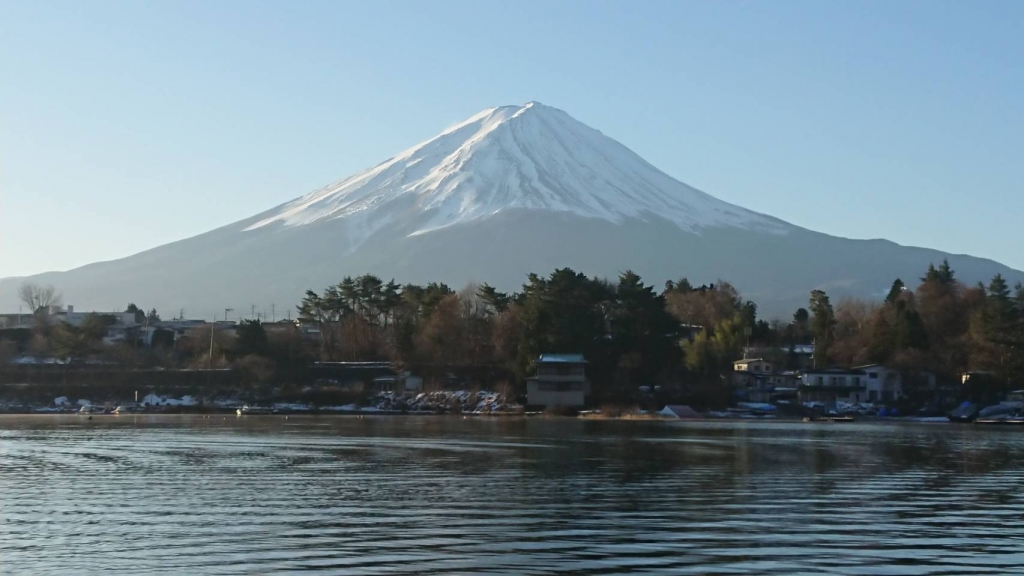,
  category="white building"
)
[854,364,903,403]
[801,365,928,404]
[733,358,774,374]
[50,306,140,345]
